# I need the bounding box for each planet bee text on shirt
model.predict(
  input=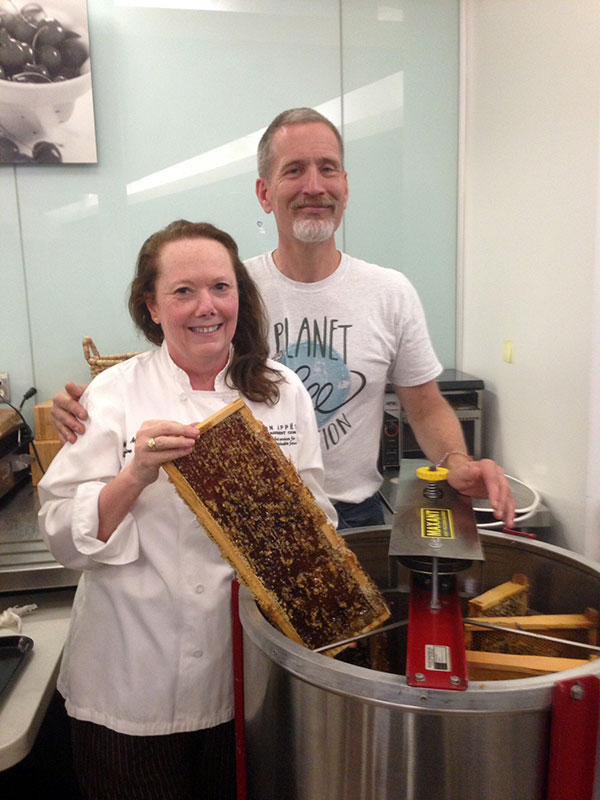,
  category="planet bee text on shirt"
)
[246,252,442,505]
